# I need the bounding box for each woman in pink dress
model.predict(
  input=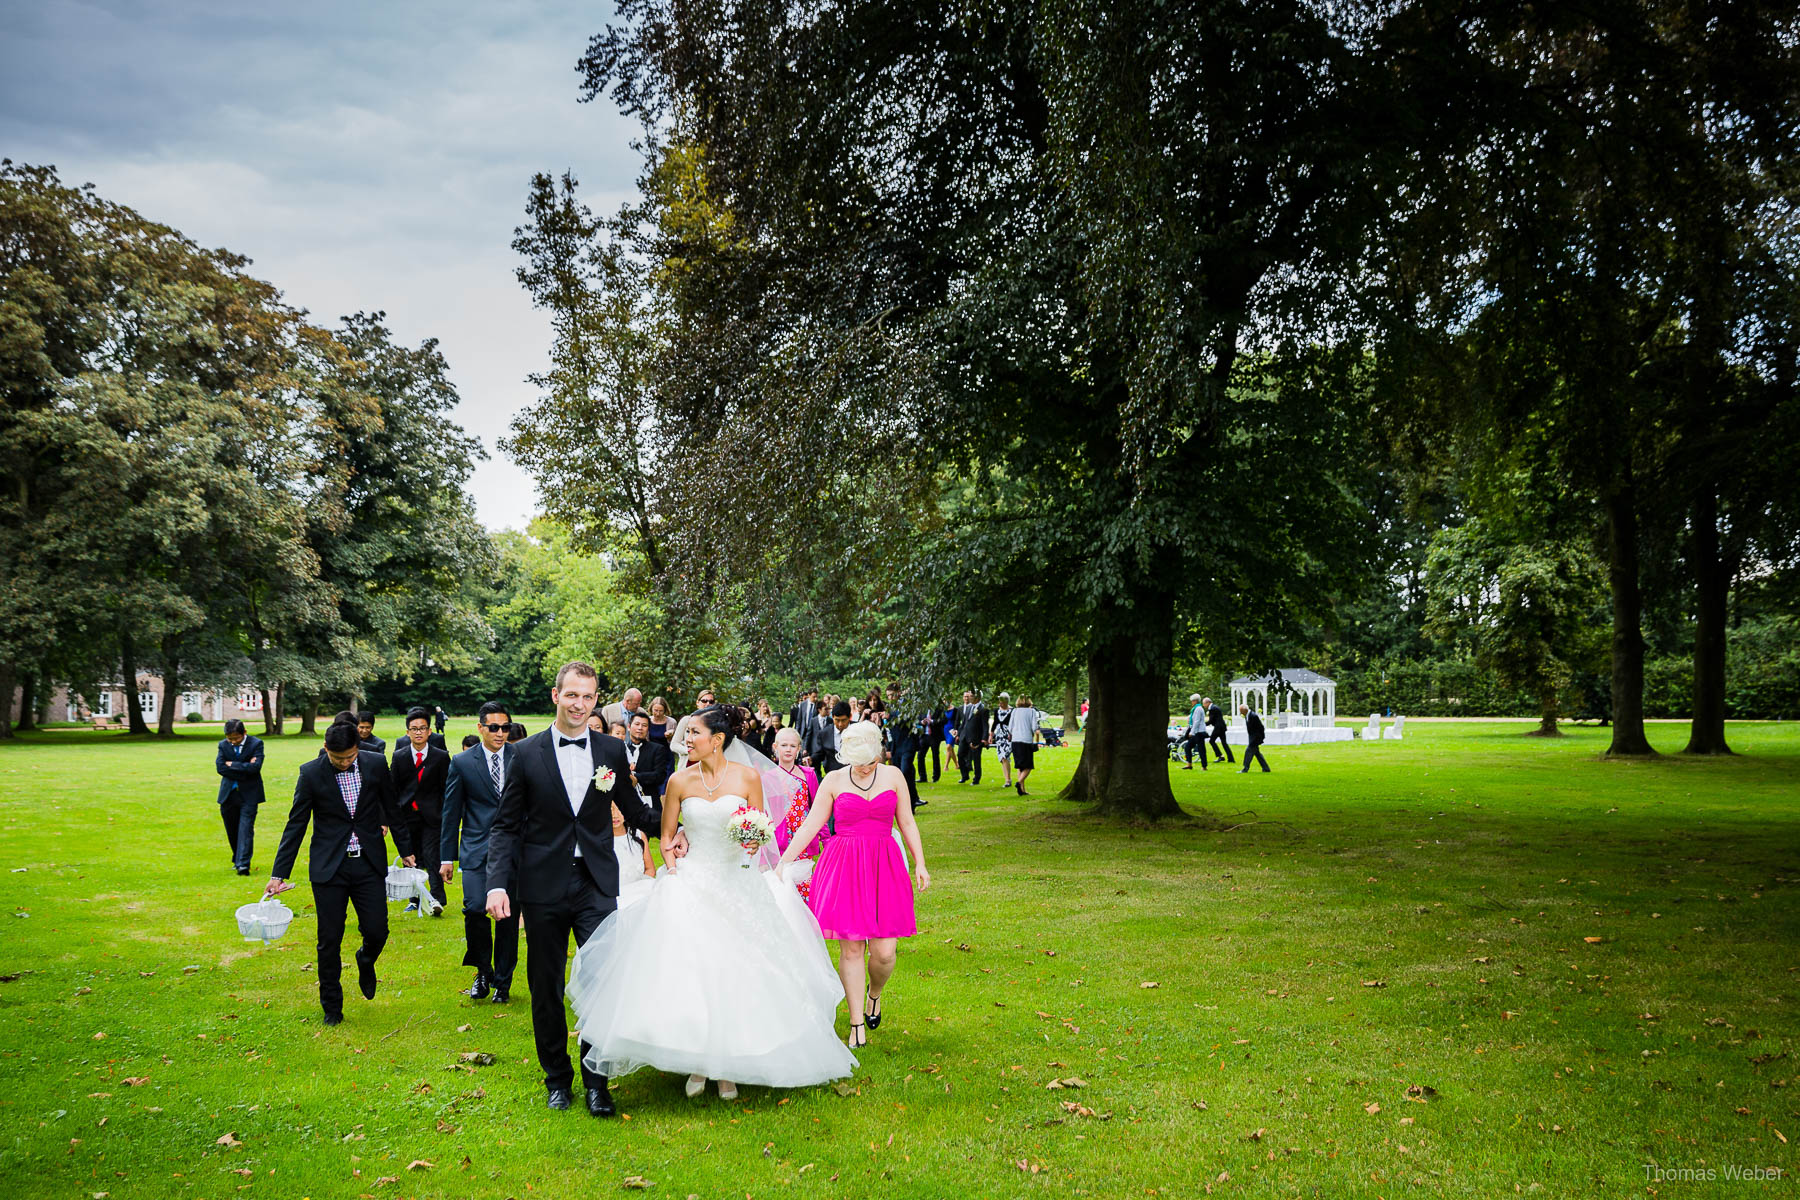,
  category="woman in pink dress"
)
[761,728,822,895]
[776,721,930,1048]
